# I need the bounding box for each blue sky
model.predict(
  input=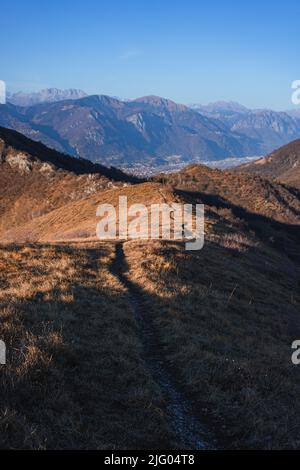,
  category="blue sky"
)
[1,0,299,109]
